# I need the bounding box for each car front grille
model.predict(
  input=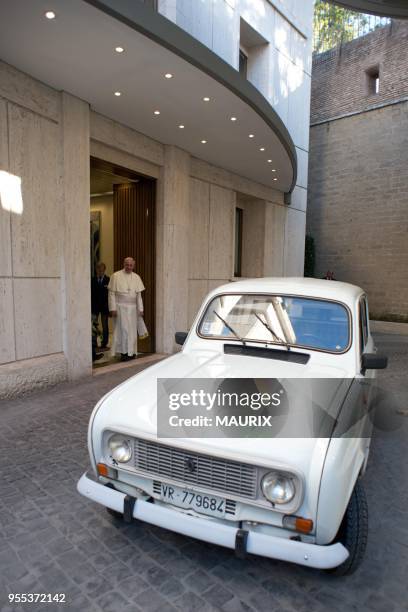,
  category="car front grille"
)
[133,438,258,500]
